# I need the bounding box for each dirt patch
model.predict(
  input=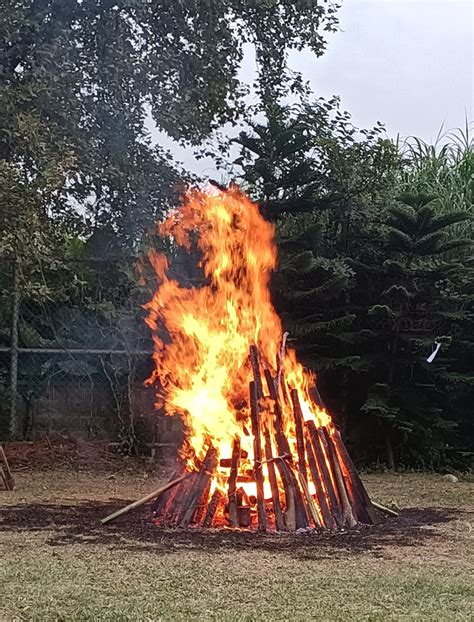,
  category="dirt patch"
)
[1,466,468,561]
[0,500,456,554]
[1,468,472,565]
